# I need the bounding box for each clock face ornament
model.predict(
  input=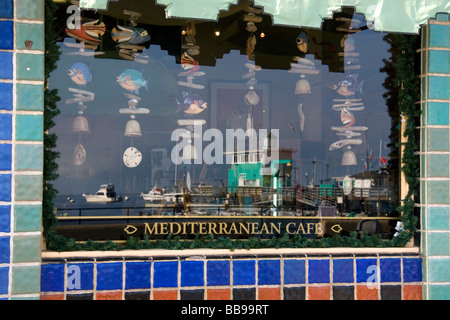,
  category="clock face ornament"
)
[123,146,142,168]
